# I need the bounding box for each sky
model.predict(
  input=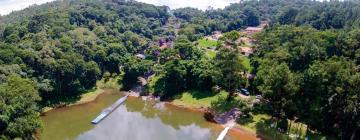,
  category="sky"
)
[0,0,55,15]
[0,0,241,15]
